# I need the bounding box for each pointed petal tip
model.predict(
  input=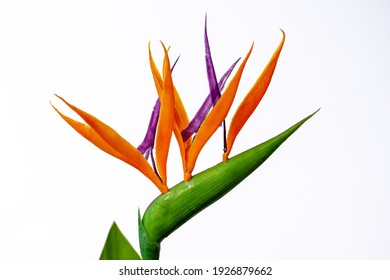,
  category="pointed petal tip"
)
[159,41,168,52]
[54,94,68,105]
[54,93,63,100]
